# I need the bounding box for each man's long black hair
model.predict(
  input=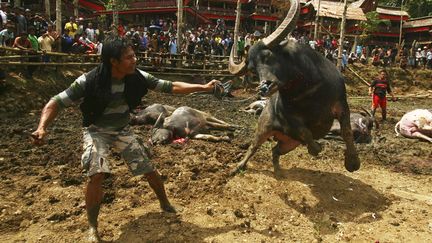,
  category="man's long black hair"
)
[93,37,133,98]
